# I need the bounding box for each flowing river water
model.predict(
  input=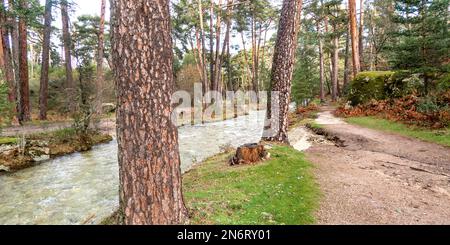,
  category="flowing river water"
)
[0,110,269,225]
